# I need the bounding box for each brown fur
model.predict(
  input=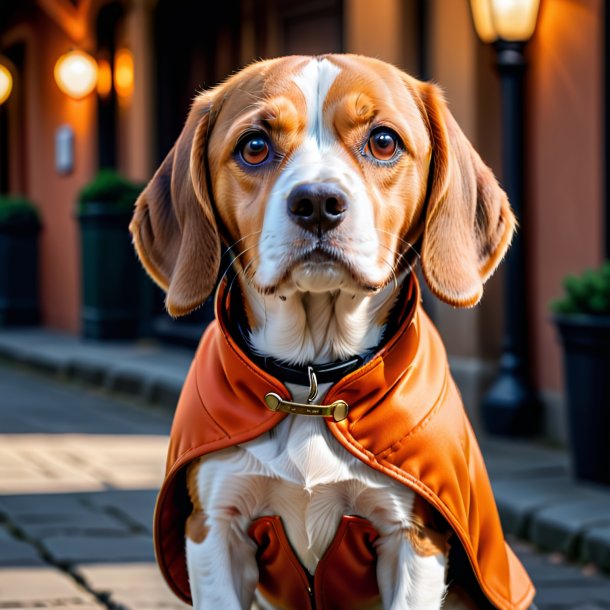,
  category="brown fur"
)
[185,462,209,544]
[418,82,515,307]
[404,517,451,558]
